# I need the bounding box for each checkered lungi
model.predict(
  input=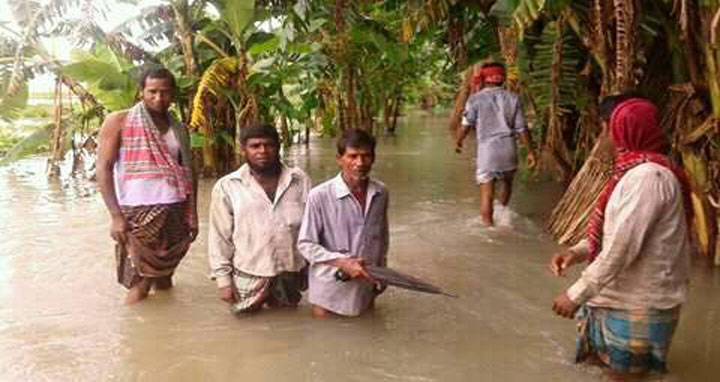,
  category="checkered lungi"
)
[230,269,307,314]
[576,305,681,374]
